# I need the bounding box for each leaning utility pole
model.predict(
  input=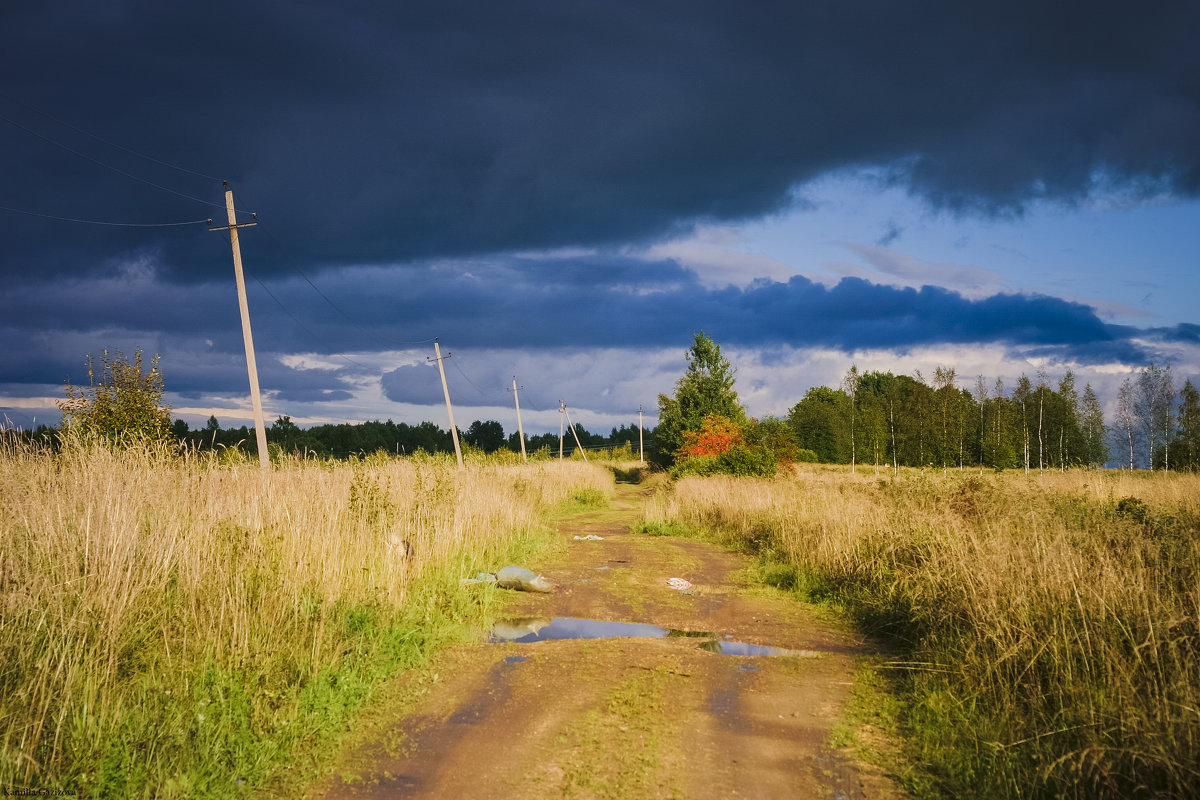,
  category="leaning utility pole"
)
[638,405,645,465]
[510,377,527,463]
[208,183,268,471]
[560,401,589,463]
[429,339,463,469]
